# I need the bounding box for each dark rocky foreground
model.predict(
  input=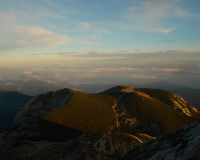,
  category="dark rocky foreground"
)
[2,133,152,160]
[2,121,200,160]
[118,121,200,160]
